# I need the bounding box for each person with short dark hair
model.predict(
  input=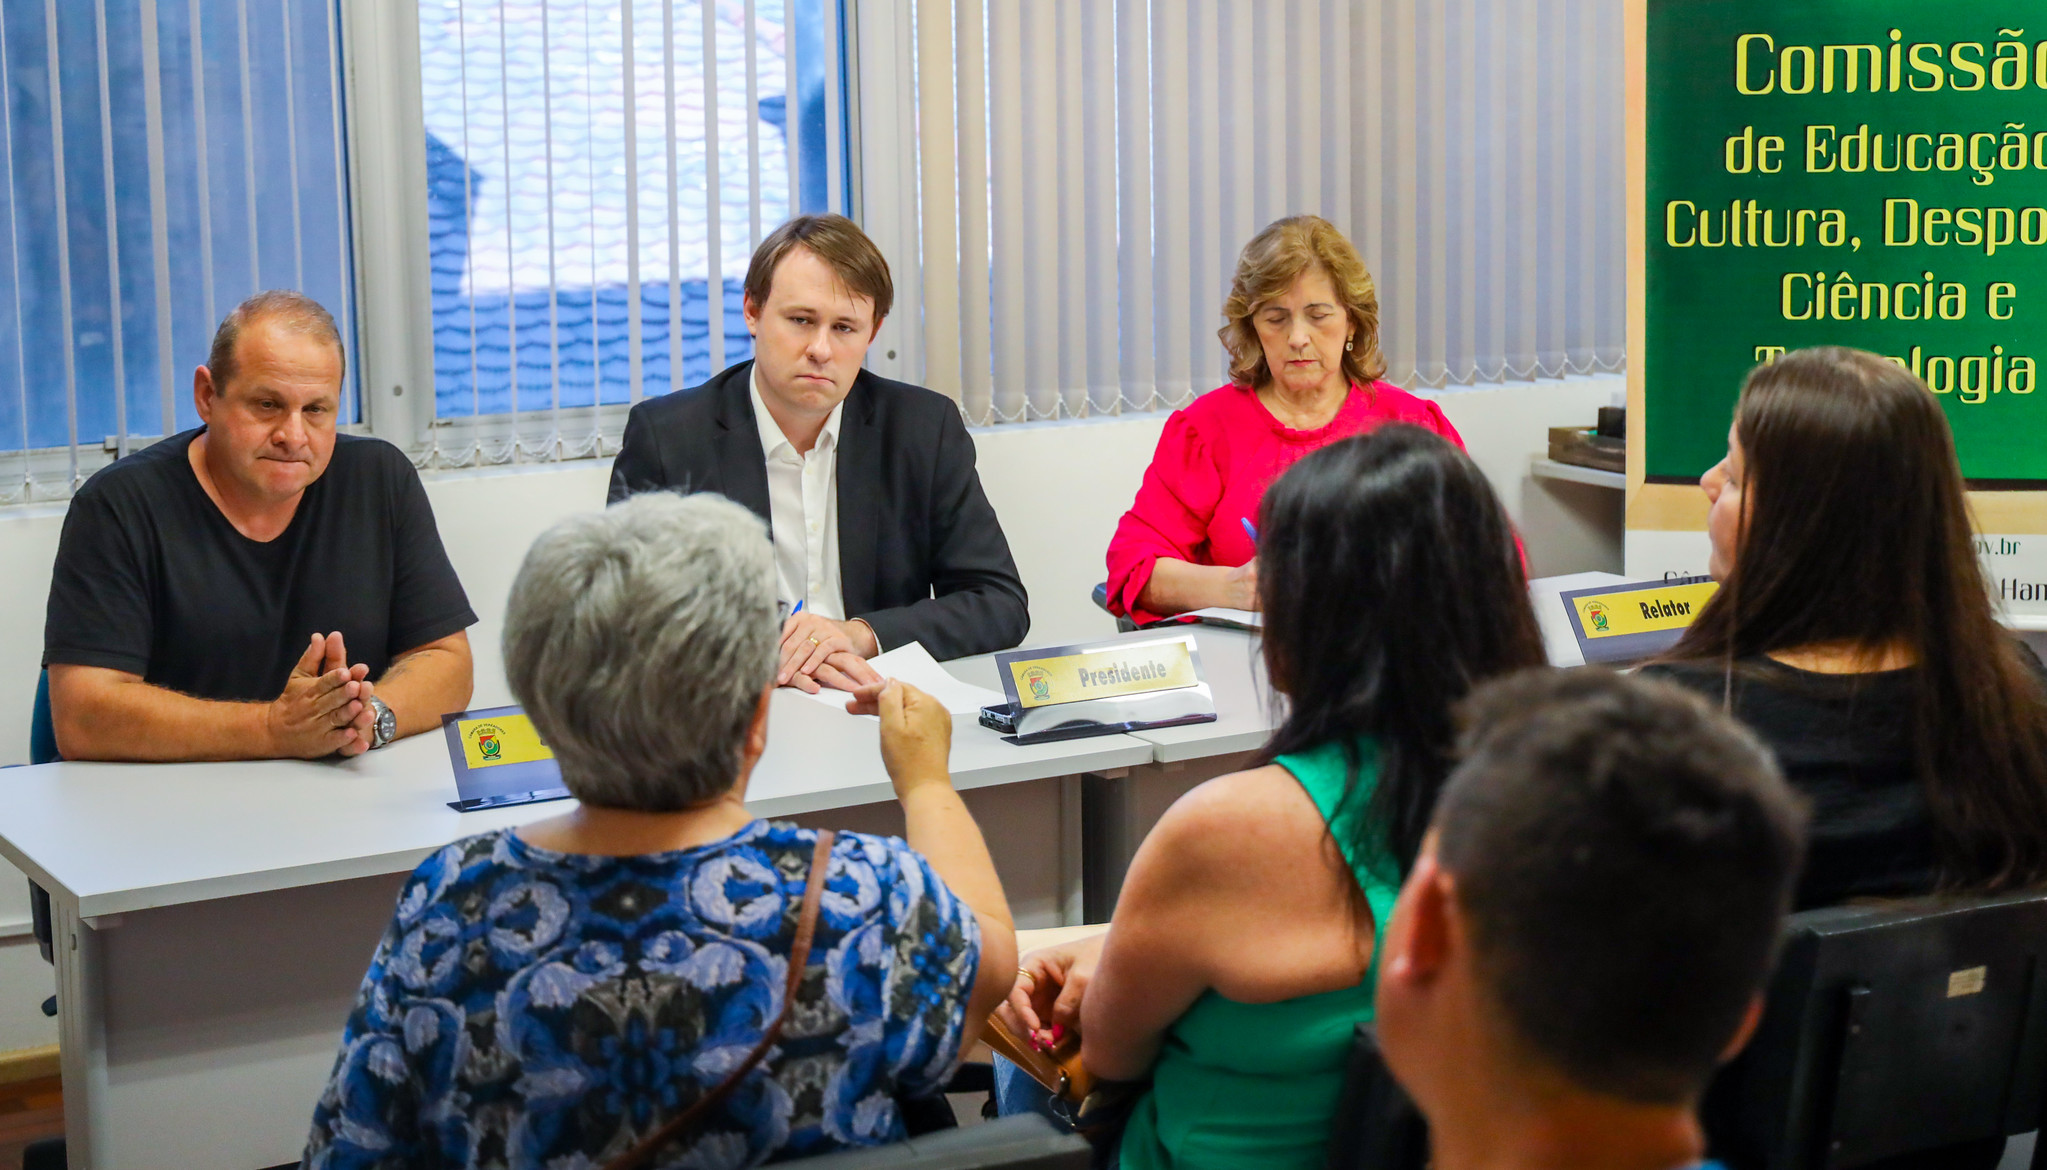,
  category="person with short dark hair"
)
[608,213,1028,685]
[44,290,476,761]
[1639,346,2047,909]
[303,492,1018,1166]
[1375,668,1806,1170]
[1000,426,1546,1168]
